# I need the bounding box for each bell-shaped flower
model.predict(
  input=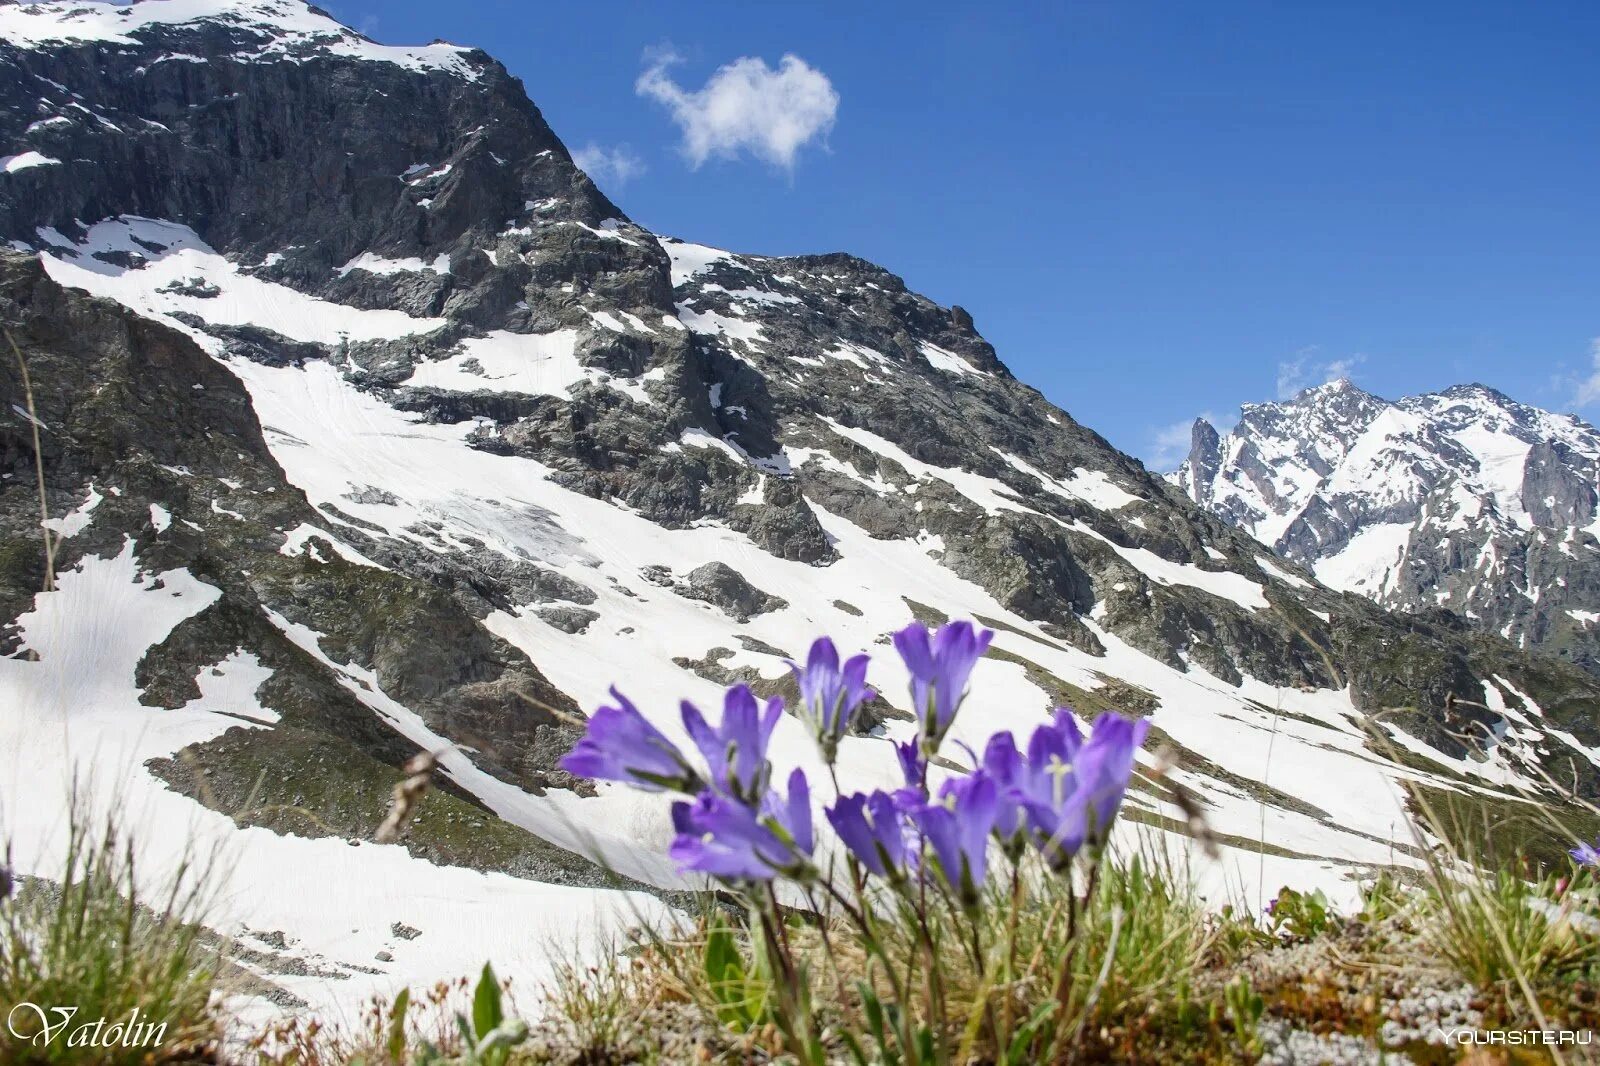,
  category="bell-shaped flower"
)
[1073,714,1148,841]
[680,684,784,806]
[893,620,992,755]
[789,637,873,762]
[913,773,999,908]
[669,768,815,883]
[1023,708,1084,793]
[1571,838,1600,868]
[826,789,910,881]
[893,739,926,796]
[980,732,1030,858]
[560,687,703,793]
[1020,712,1147,869]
